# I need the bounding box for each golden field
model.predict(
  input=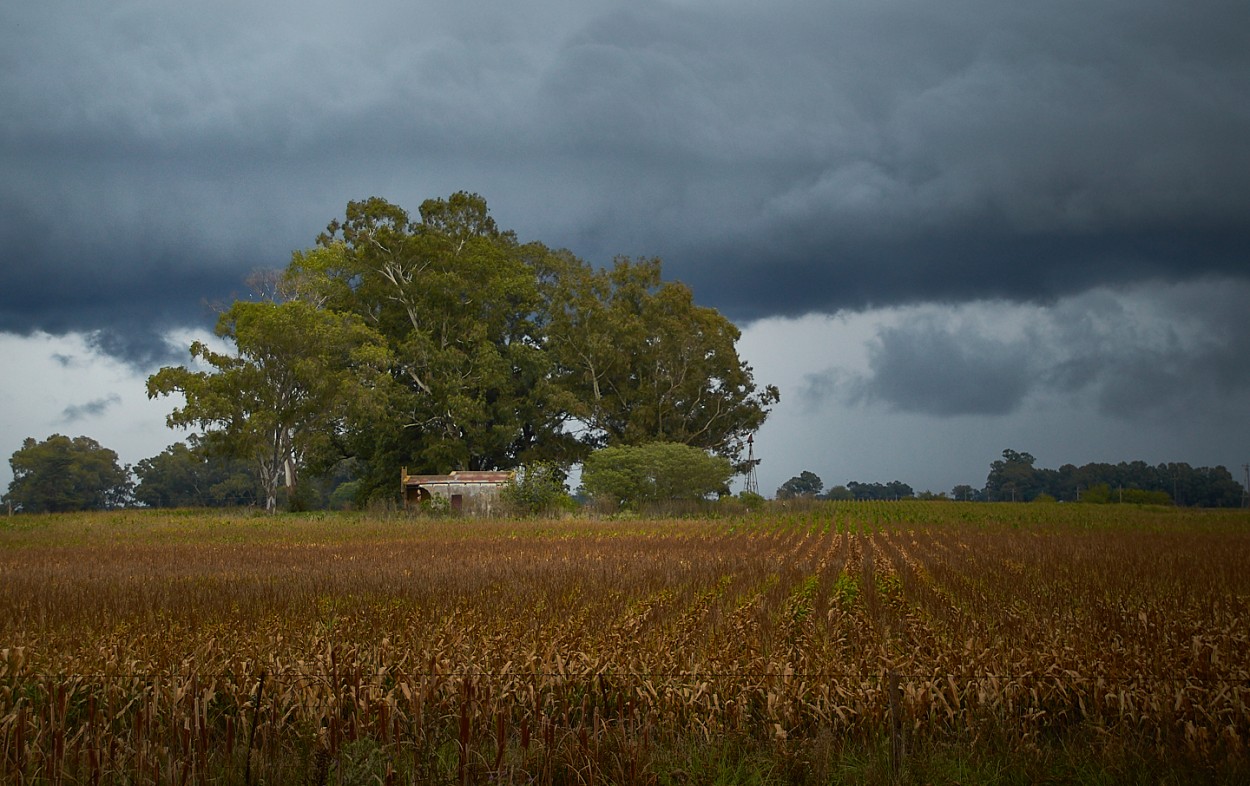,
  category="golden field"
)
[1,503,1248,784]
